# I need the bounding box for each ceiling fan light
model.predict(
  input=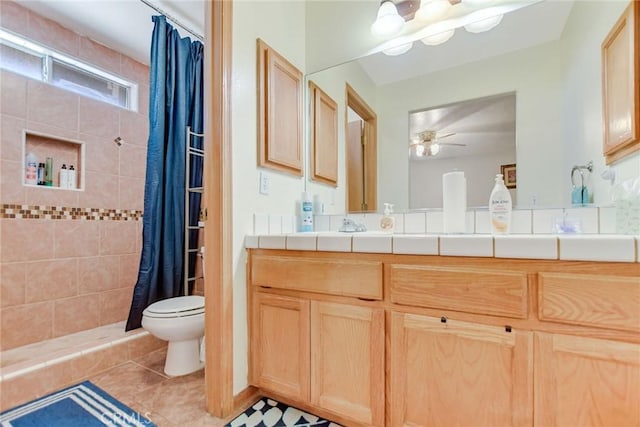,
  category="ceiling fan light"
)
[415,0,452,22]
[429,143,441,156]
[415,144,426,156]
[383,41,413,56]
[371,1,405,37]
[464,13,503,33]
[421,29,455,46]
